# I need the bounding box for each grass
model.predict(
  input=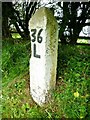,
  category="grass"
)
[77,39,88,44]
[11,33,21,39]
[2,38,30,87]
[1,38,90,119]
